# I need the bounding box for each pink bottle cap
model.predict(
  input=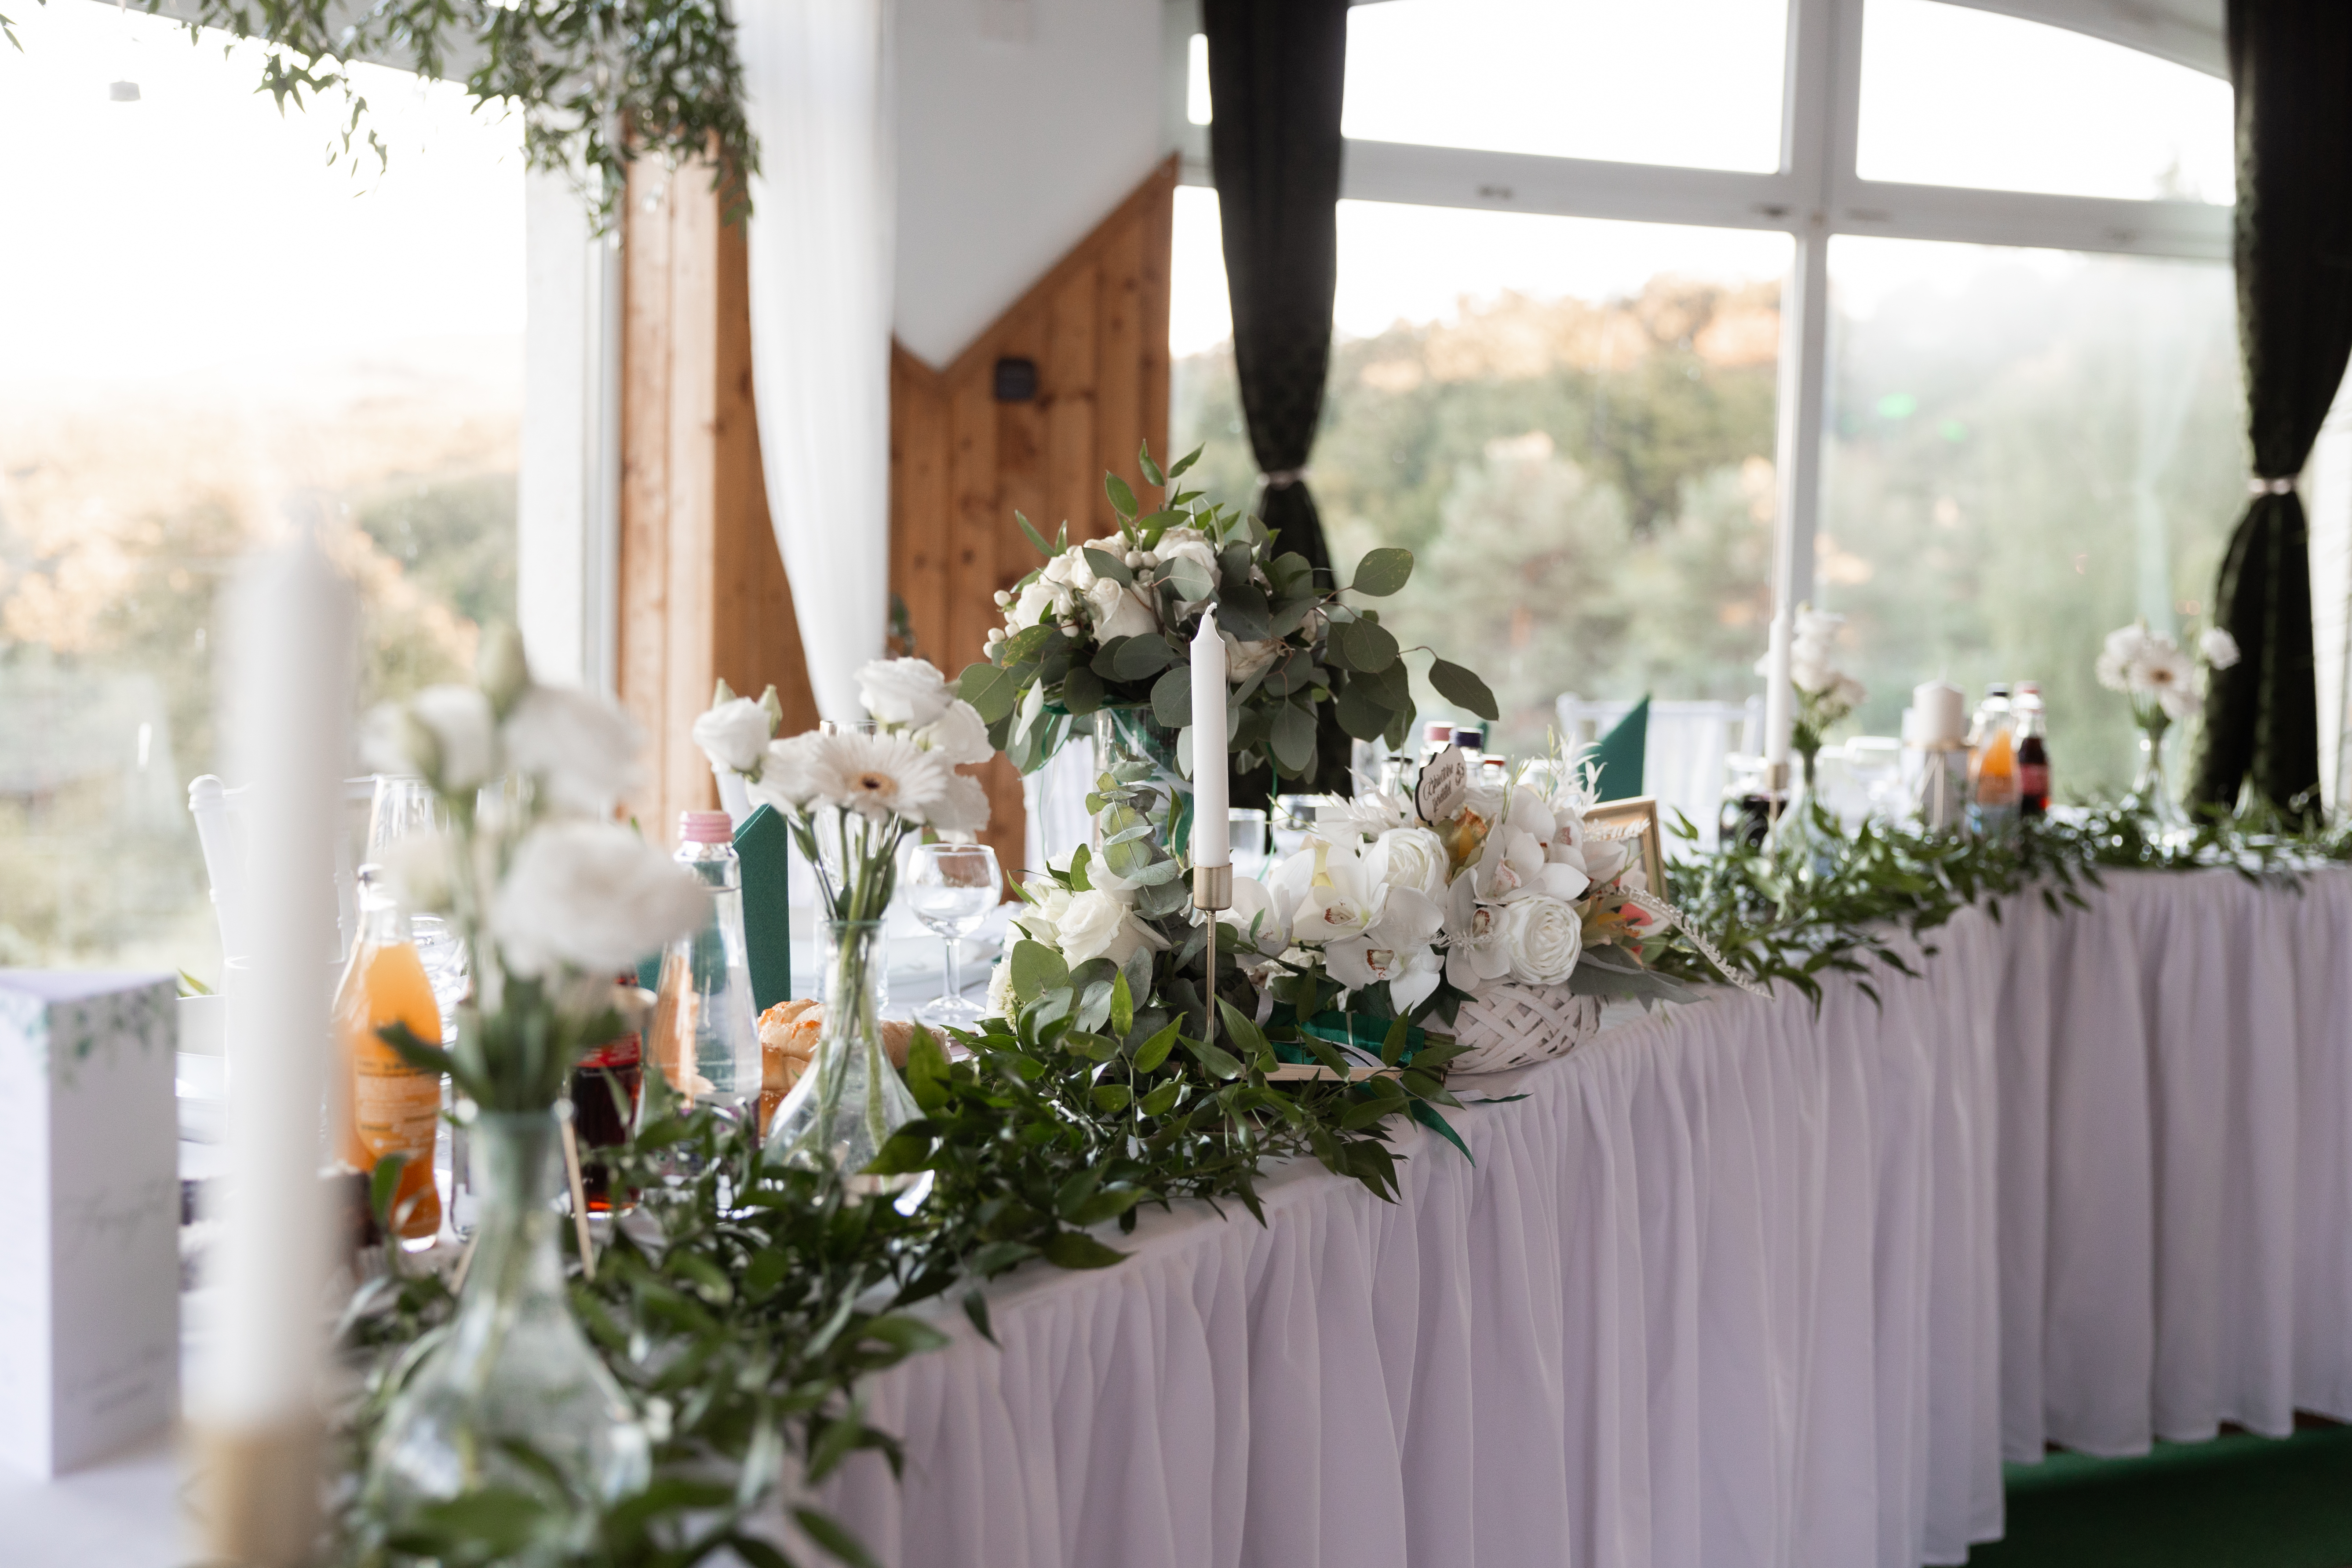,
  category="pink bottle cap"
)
[678,810,734,845]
